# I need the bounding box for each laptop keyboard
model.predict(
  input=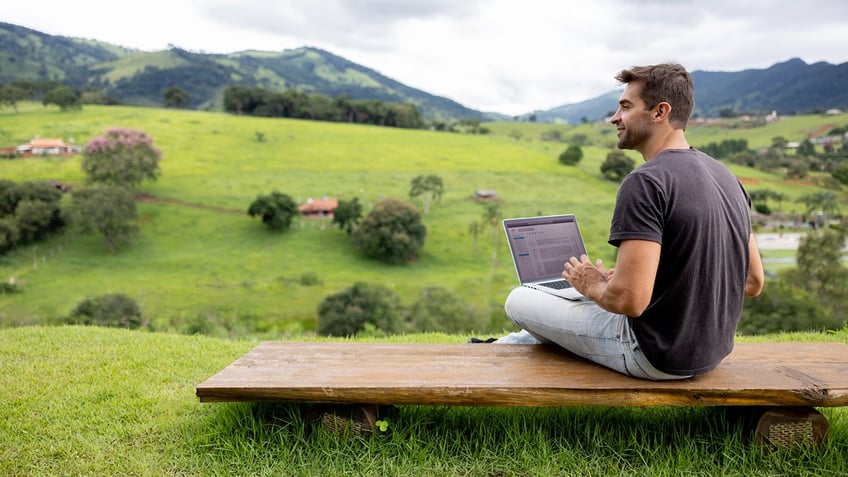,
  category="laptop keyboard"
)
[539,279,572,289]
